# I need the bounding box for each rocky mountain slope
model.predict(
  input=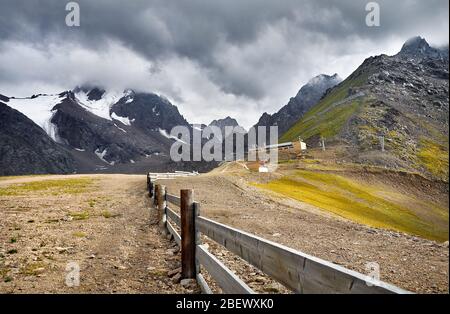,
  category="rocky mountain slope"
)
[0,86,208,174]
[0,102,75,175]
[255,74,341,139]
[281,37,449,181]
